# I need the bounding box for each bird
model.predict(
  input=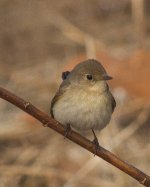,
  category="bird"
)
[50,59,116,152]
